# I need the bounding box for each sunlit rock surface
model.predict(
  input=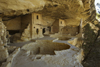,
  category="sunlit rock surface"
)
[10,40,83,67]
[0,0,89,26]
[0,0,96,29]
[0,17,8,66]
[0,0,46,16]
